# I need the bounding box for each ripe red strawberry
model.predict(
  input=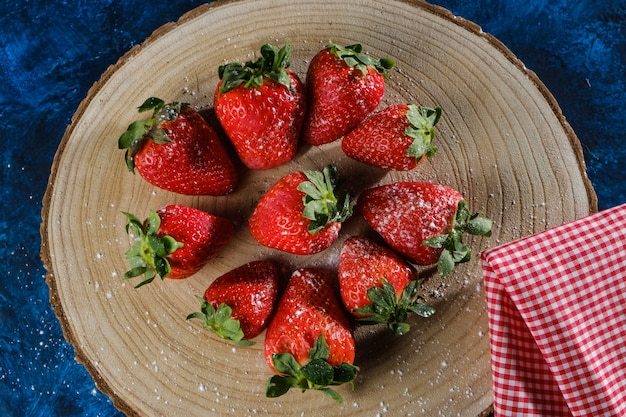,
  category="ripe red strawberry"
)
[338,236,435,335]
[301,43,395,145]
[122,204,234,287]
[118,97,238,195]
[248,164,352,255]
[214,43,306,170]
[357,182,492,276]
[186,260,279,346]
[341,104,442,170]
[264,268,358,402]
